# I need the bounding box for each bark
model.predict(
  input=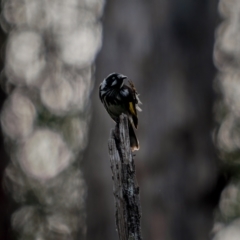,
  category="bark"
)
[108,114,142,240]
